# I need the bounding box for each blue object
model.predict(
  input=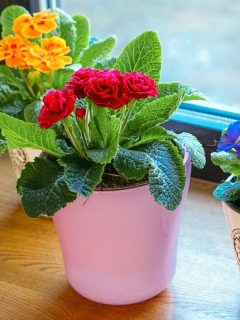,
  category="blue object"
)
[171,101,240,132]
